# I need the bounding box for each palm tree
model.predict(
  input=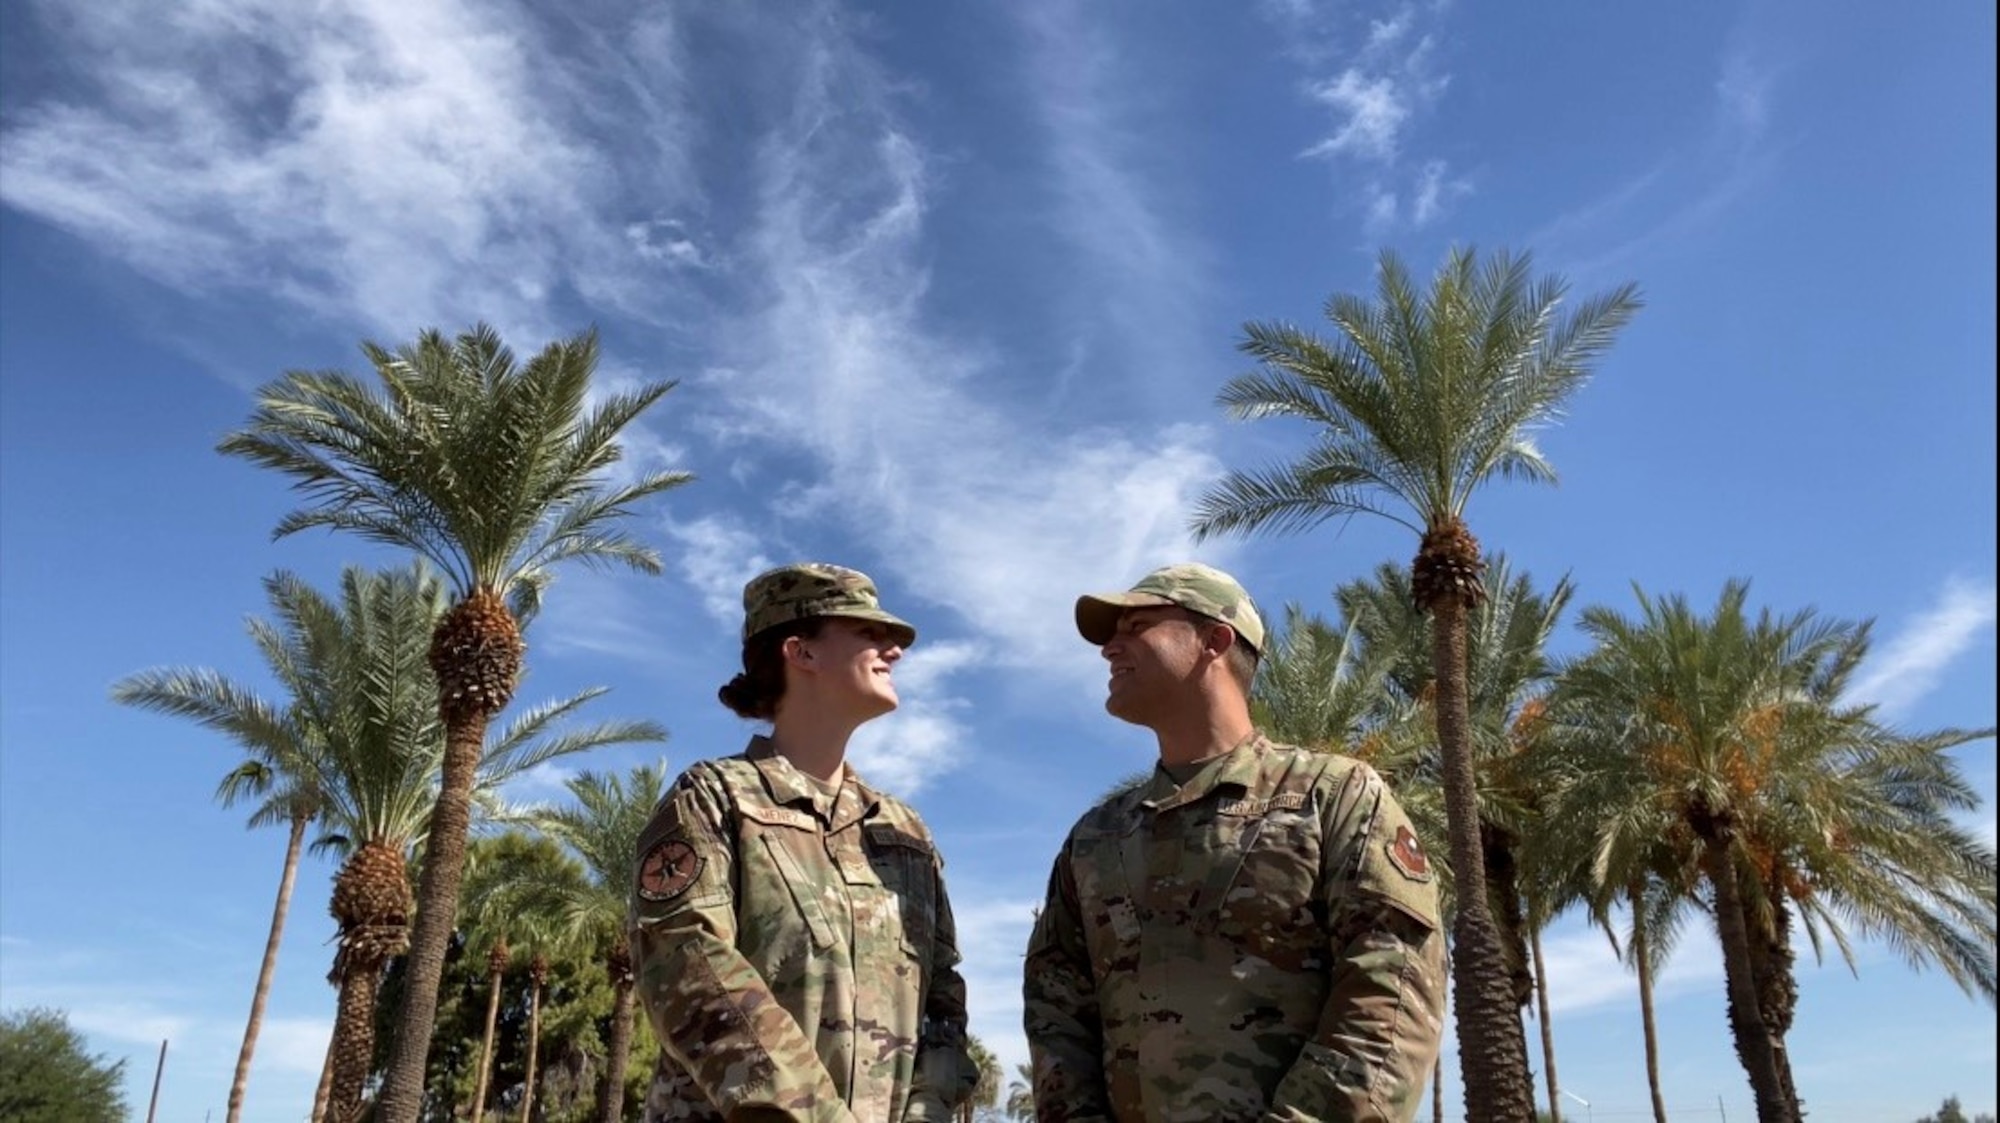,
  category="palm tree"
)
[1003,1062,1035,1121]
[113,633,330,1123]
[962,1035,1002,1123]
[467,934,510,1123]
[217,323,693,1123]
[1549,580,1996,1123]
[1192,247,1638,1120]
[508,766,670,1123]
